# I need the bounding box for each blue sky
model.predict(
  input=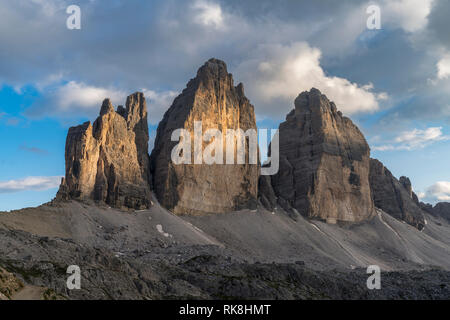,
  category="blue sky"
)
[1,0,450,210]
